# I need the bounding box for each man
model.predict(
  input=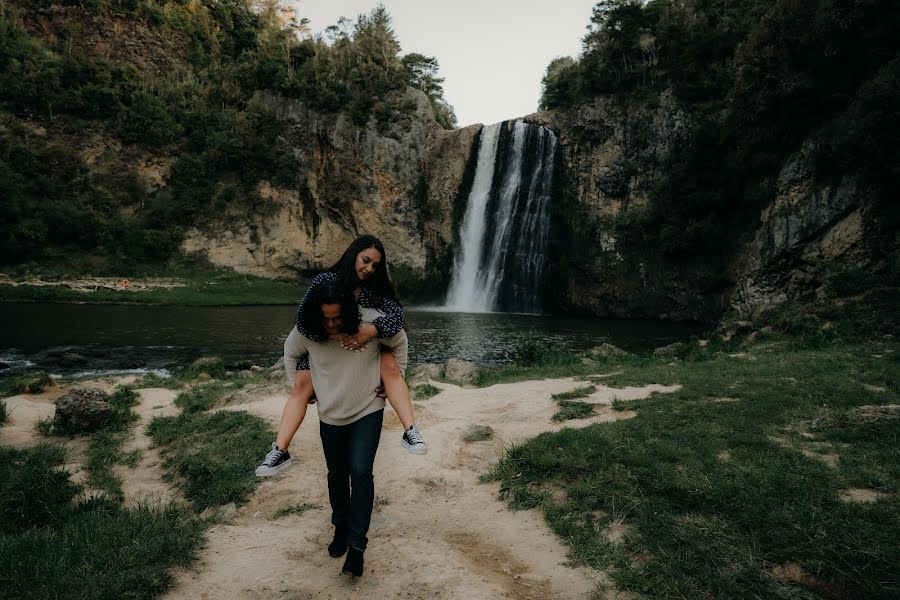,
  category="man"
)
[278,279,407,577]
